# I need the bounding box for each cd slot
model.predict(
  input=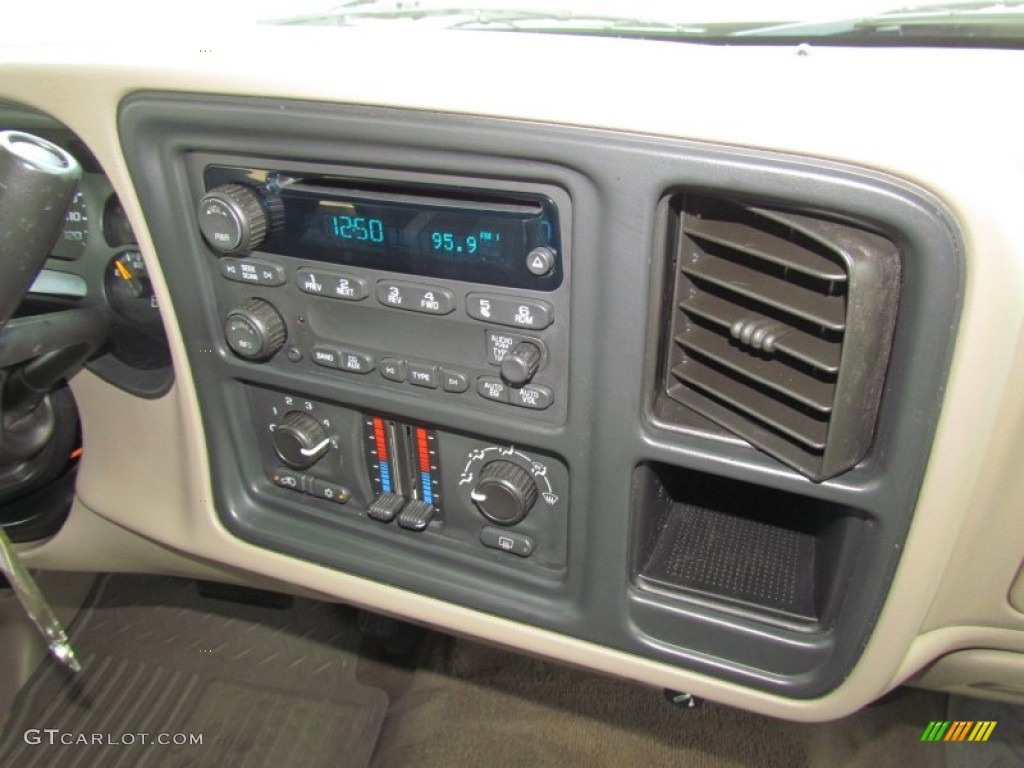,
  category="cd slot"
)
[287,181,543,215]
